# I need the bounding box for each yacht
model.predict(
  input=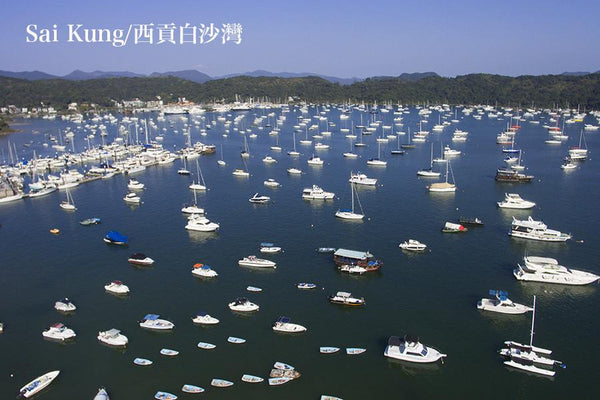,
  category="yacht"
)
[328,291,365,306]
[417,143,441,177]
[97,329,128,347]
[123,192,141,204]
[497,193,535,209]
[302,185,335,200]
[349,172,377,186]
[229,297,260,312]
[191,263,218,277]
[272,316,307,333]
[477,290,533,314]
[249,193,271,203]
[443,145,461,156]
[262,156,277,164]
[139,314,174,331]
[232,169,250,177]
[509,217,571,242]
[264,178,281,188]
[127,179,145,190]
[192,312,220,325]
[513,256,600,285]
[59,188,76,211]
[307,155,324,166]
[384,335,447,363]
[104,280,129,295]
[238,256,276,268]
[54,298,76,312]
[287,168,302,175]
[185,215,219,232]
[335,181,364,220]
[398,239,427,251]
[42,323,76,341]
